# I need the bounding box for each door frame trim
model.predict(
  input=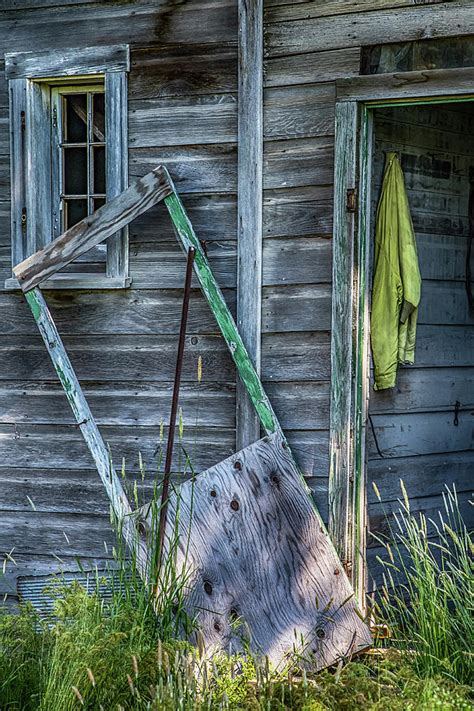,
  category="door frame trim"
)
[328,67,474,608]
